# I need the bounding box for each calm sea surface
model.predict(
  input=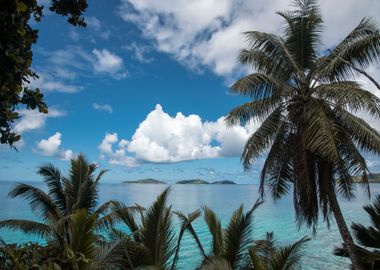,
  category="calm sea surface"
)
[0,181,379,269]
